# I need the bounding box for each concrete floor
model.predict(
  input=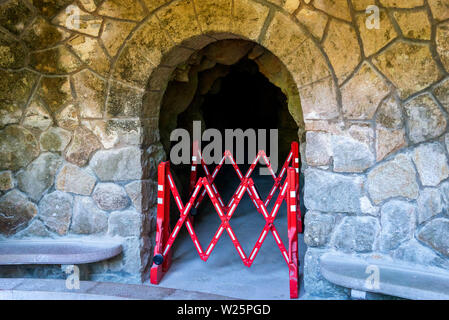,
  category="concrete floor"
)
[150,172,307,300]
